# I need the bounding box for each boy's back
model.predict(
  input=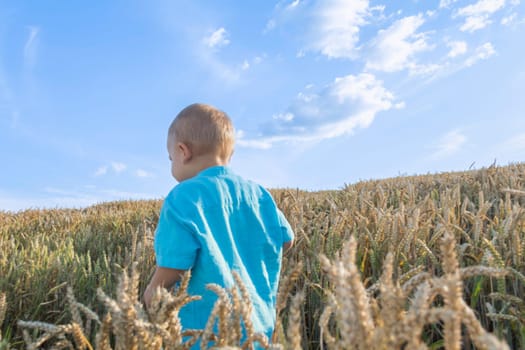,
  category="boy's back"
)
[143,103,295,348]
[154,165,294,340]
